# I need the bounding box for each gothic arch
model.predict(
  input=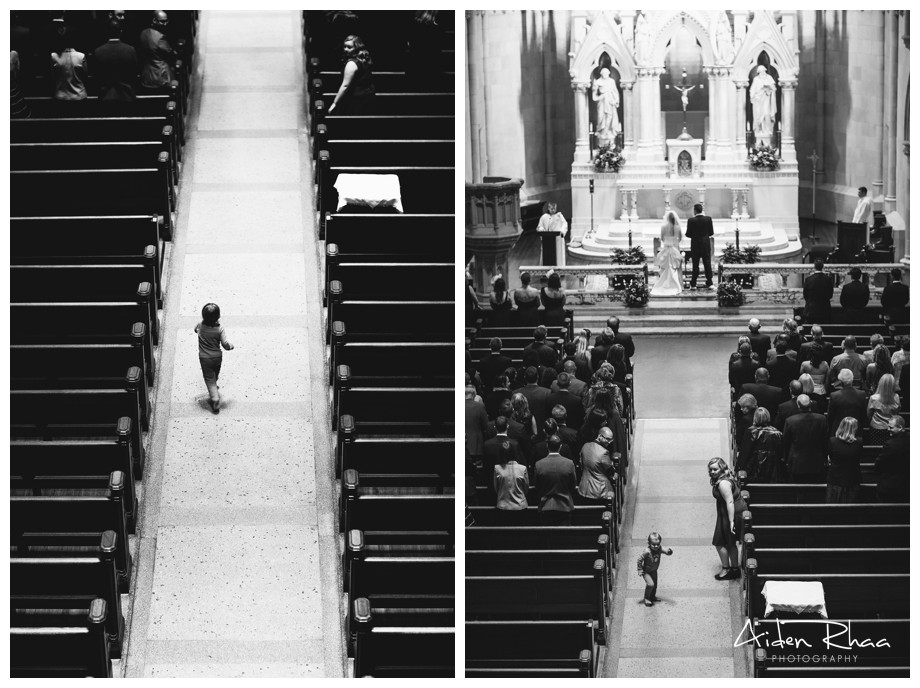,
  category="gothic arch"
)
[731,11,798,82]
[570,11,636,85]
[648,11,716,67]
